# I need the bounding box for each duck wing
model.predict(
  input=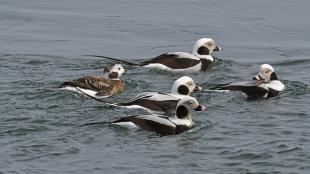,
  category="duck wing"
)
[141,52,201,69]
[210,81,268,98]
[117,92,179,114]
[114,115,176,135]
[62,76,123,96]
